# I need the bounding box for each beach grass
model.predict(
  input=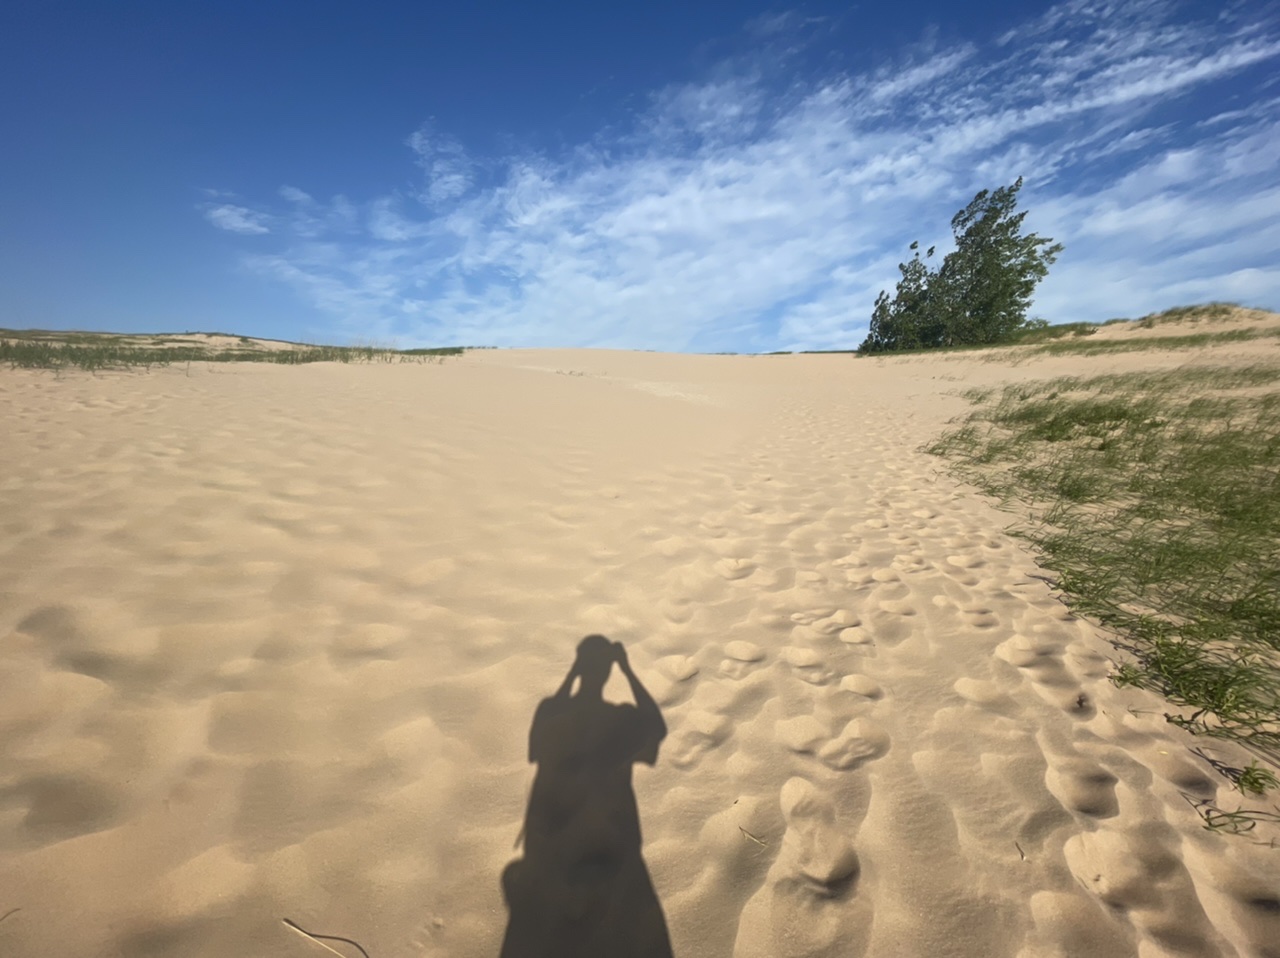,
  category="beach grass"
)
[0,329,465,371]
[925,364,1280,793]
[1027,326,1278,357]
